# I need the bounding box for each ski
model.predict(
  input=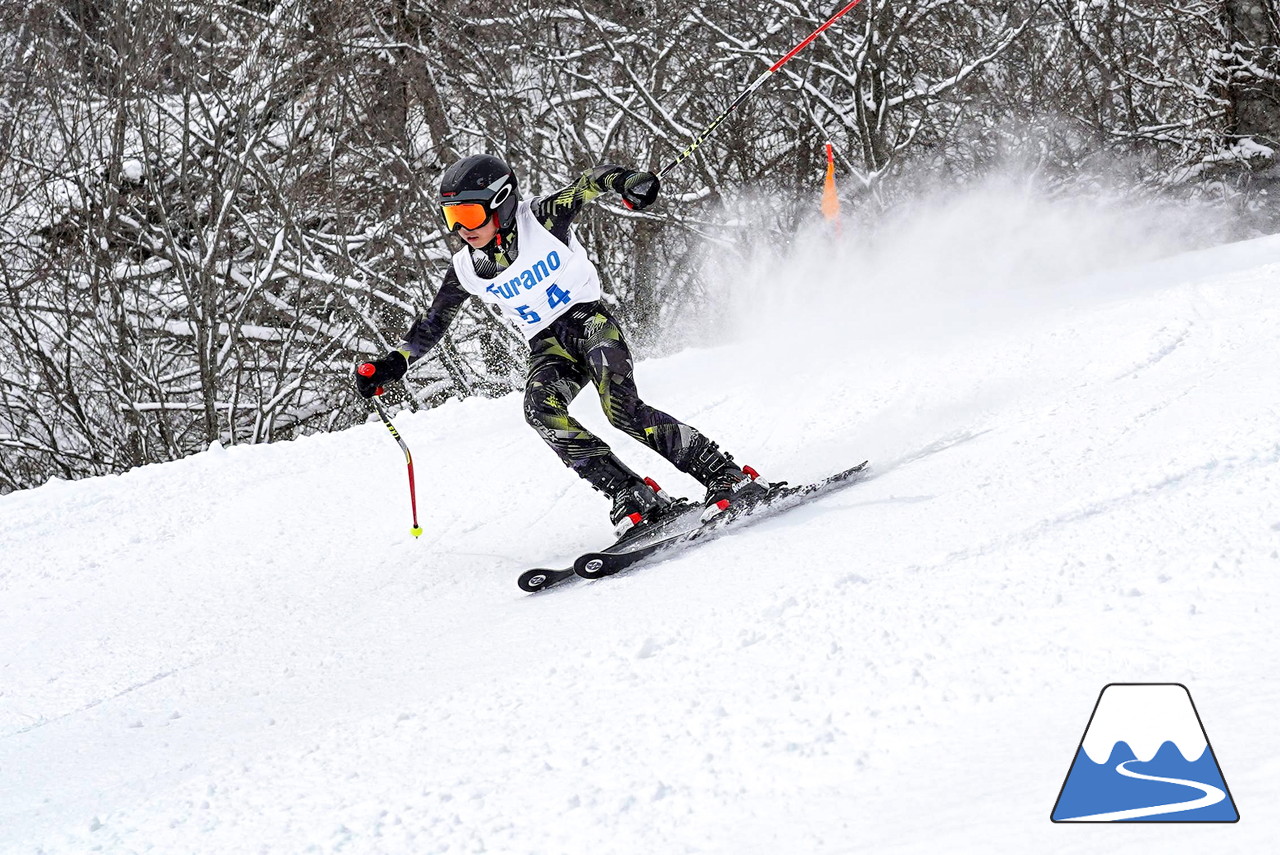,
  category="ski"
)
[517,565,578,592]
[573,461,869,580]
[518,461,869,592]
[517,498,704,593]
